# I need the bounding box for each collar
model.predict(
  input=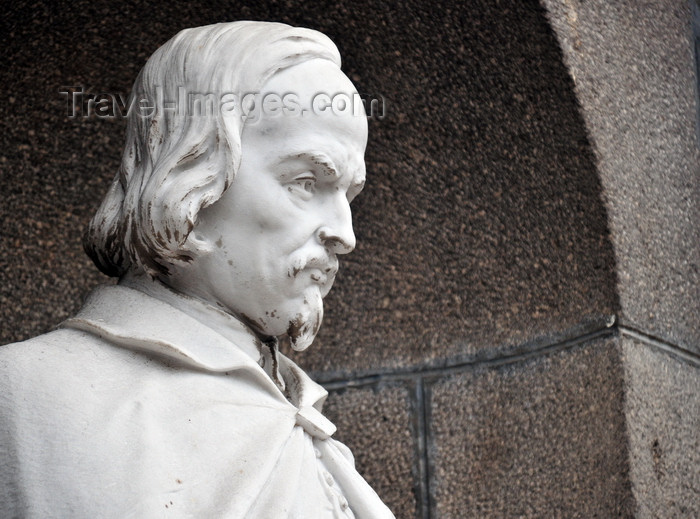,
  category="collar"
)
[61,285,335,438]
